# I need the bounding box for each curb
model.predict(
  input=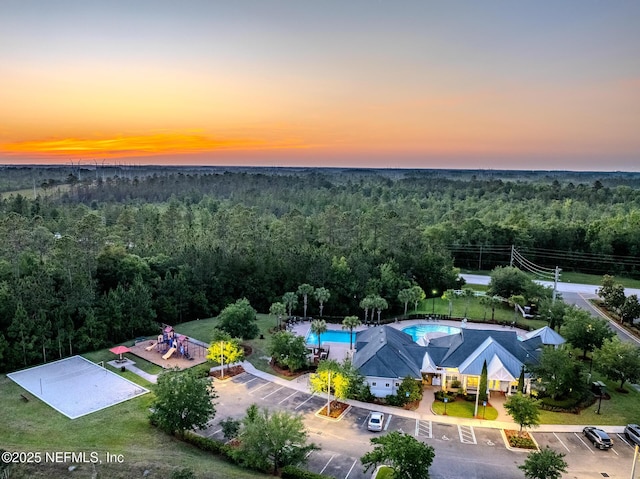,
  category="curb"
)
[500,429,540,452]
